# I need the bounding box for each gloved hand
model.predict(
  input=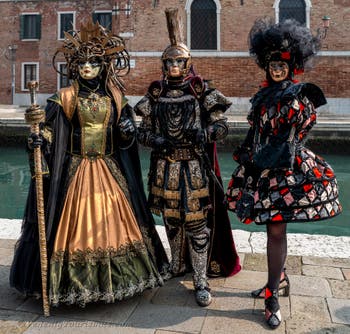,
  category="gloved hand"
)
[152,136,174,153]
[233,145,252,164]
[27,133,44,150]
[185,128,207,145]
[194,128,207,145]
[119,118,135,140]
